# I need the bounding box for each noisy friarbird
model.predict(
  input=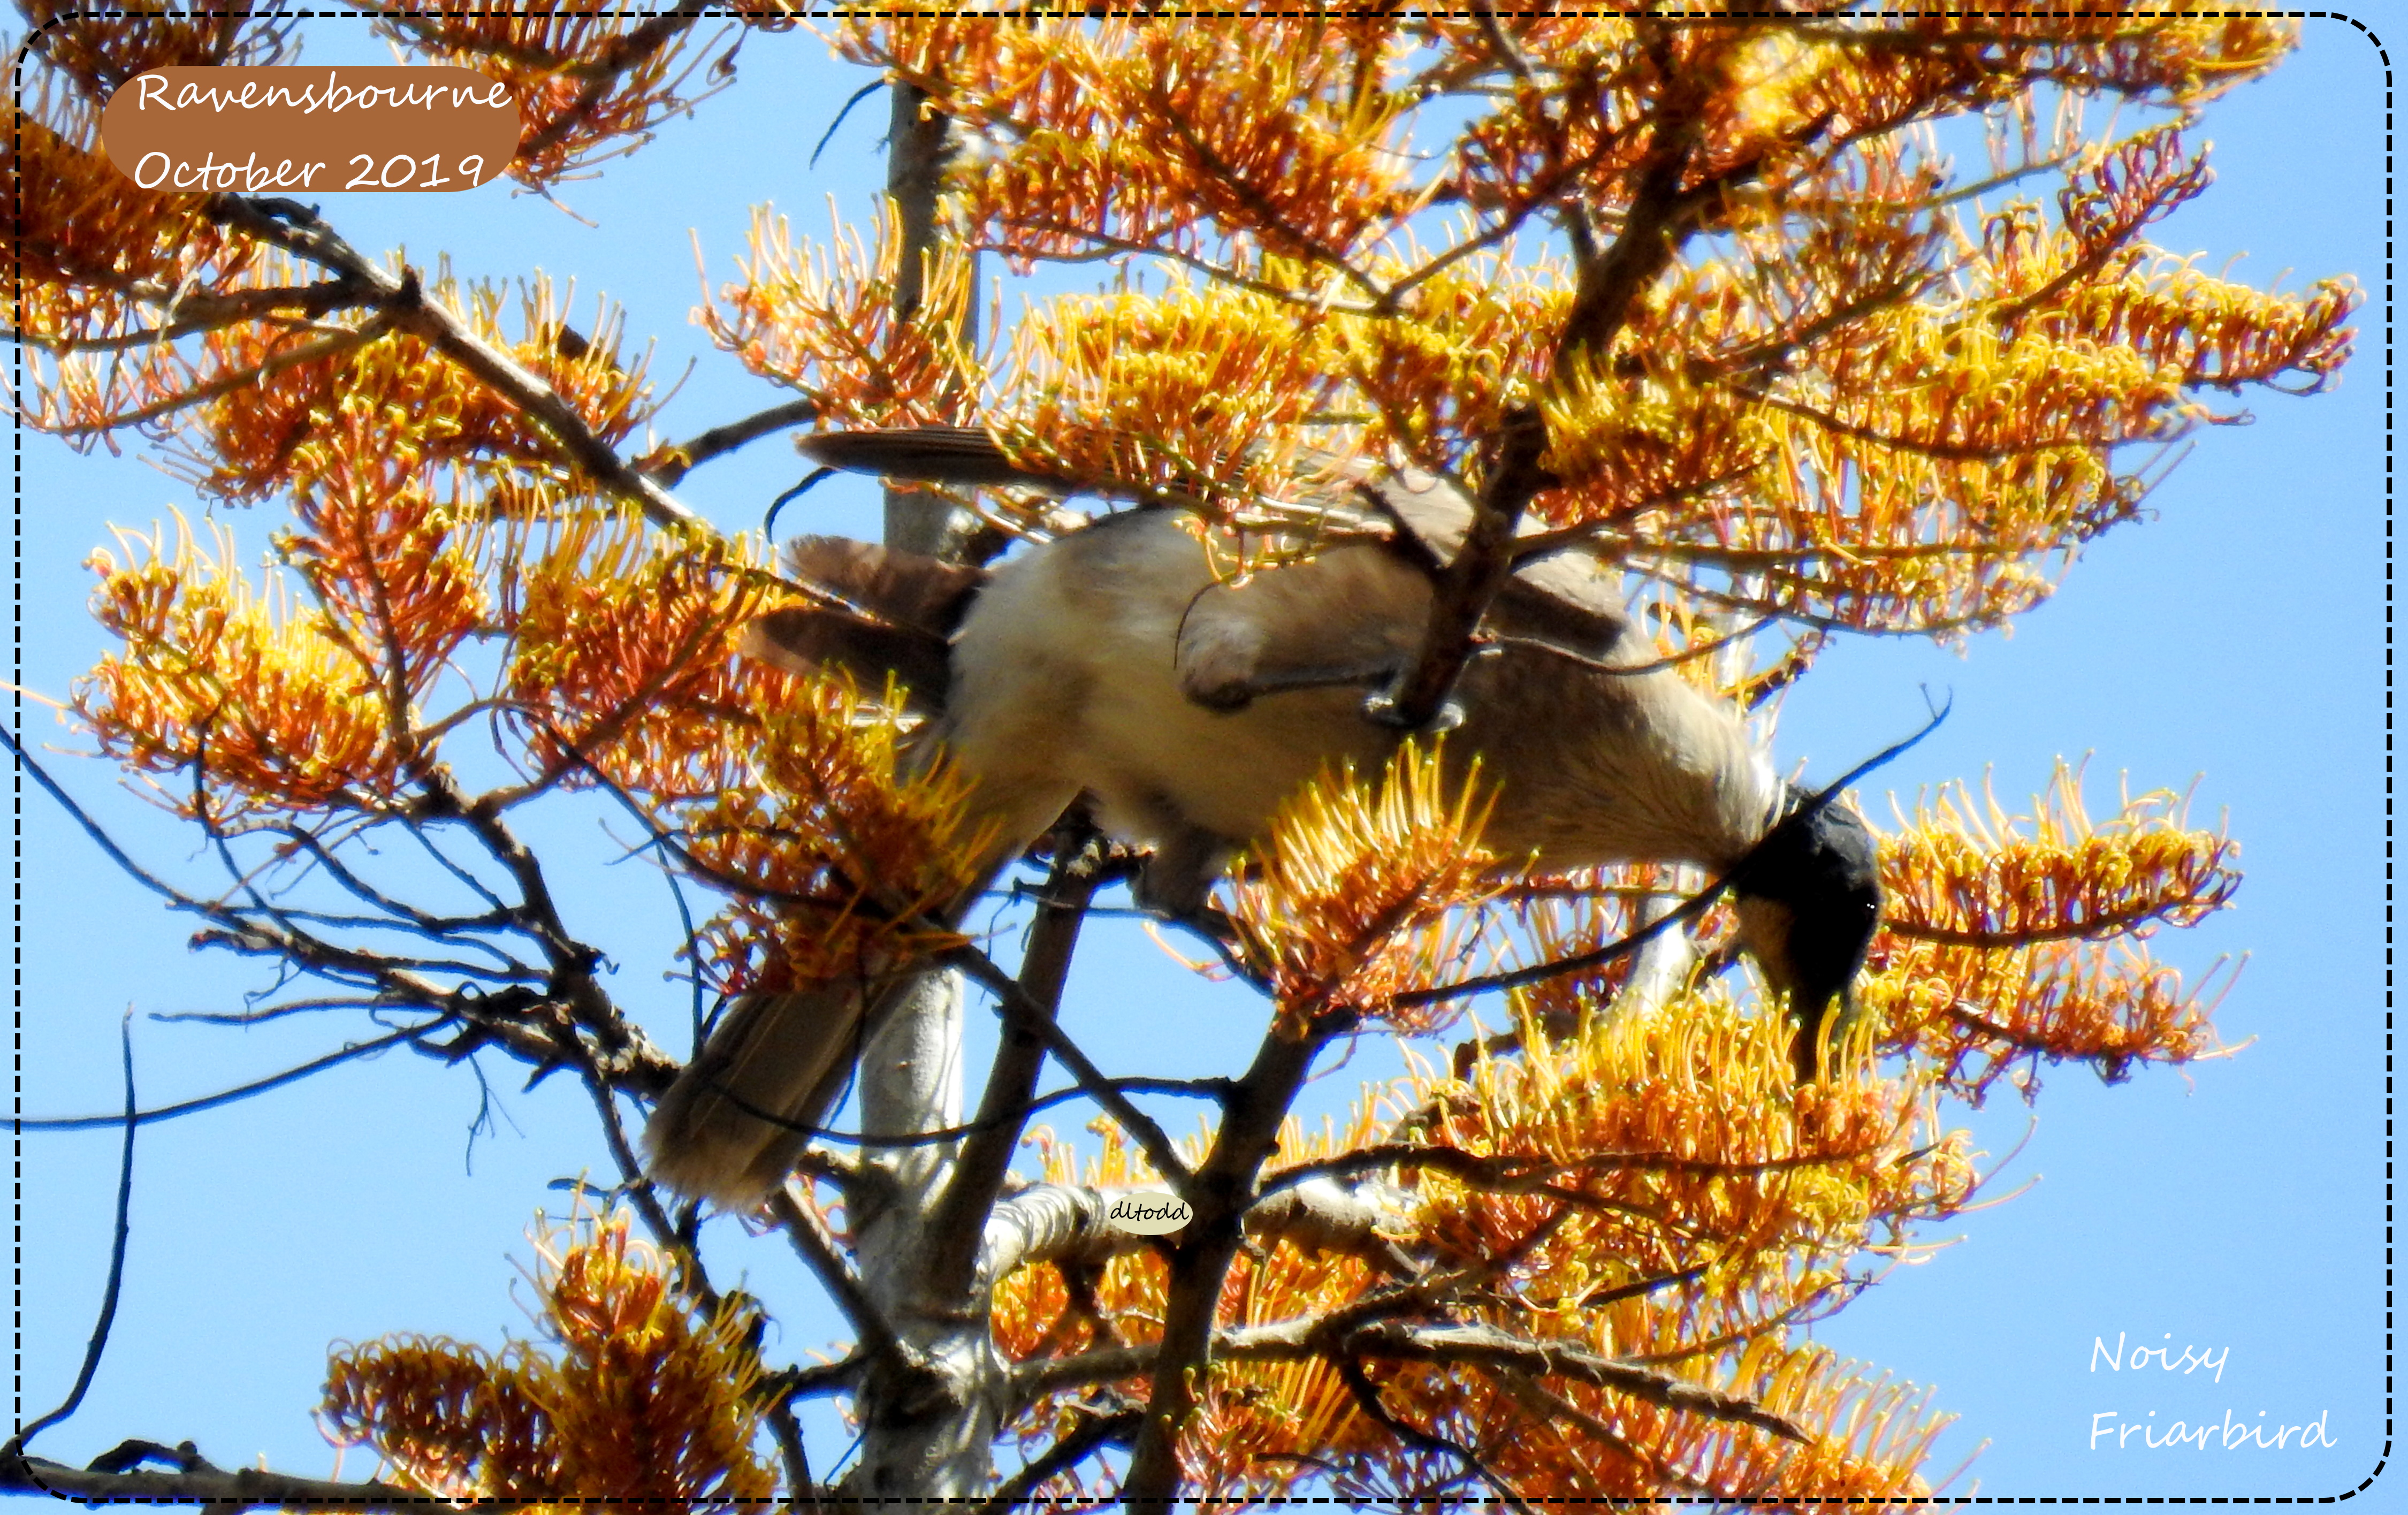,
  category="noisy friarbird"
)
[644,430,1881,1208]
